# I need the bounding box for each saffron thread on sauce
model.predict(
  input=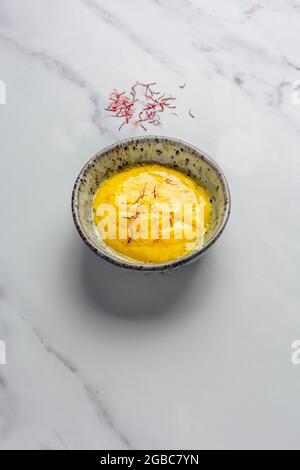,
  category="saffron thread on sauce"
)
[126,206,143,244]
[165,178,176,186]
[169,212,175,227]
[124,206,141,221]
[152,186,158,199]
